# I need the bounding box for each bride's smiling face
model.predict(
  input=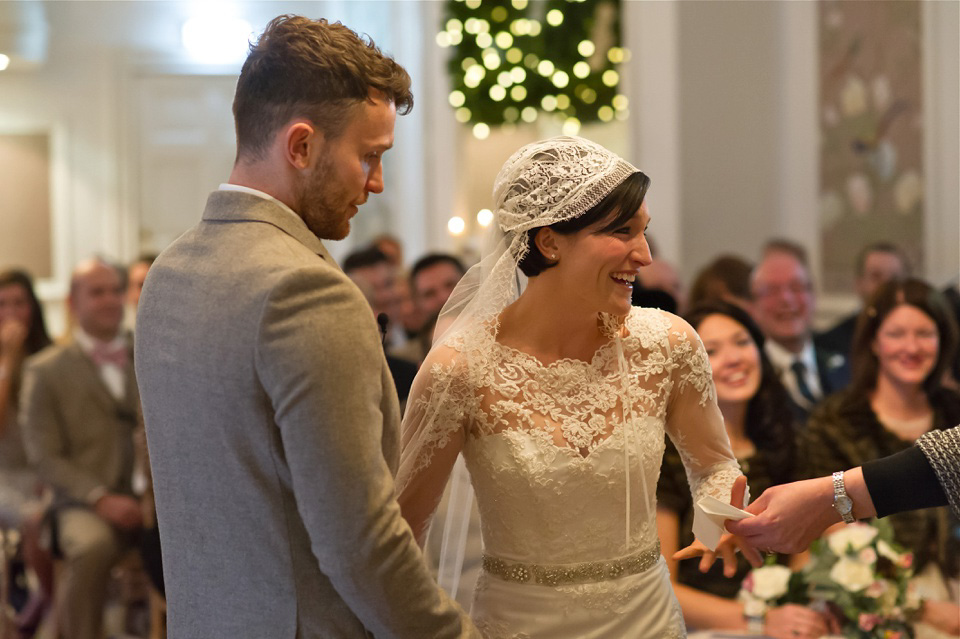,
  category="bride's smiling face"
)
[548,202,653,316]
